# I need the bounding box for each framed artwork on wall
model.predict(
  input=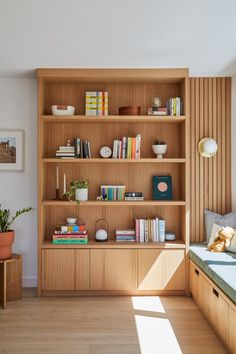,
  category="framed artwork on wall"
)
[0,130,24,171]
